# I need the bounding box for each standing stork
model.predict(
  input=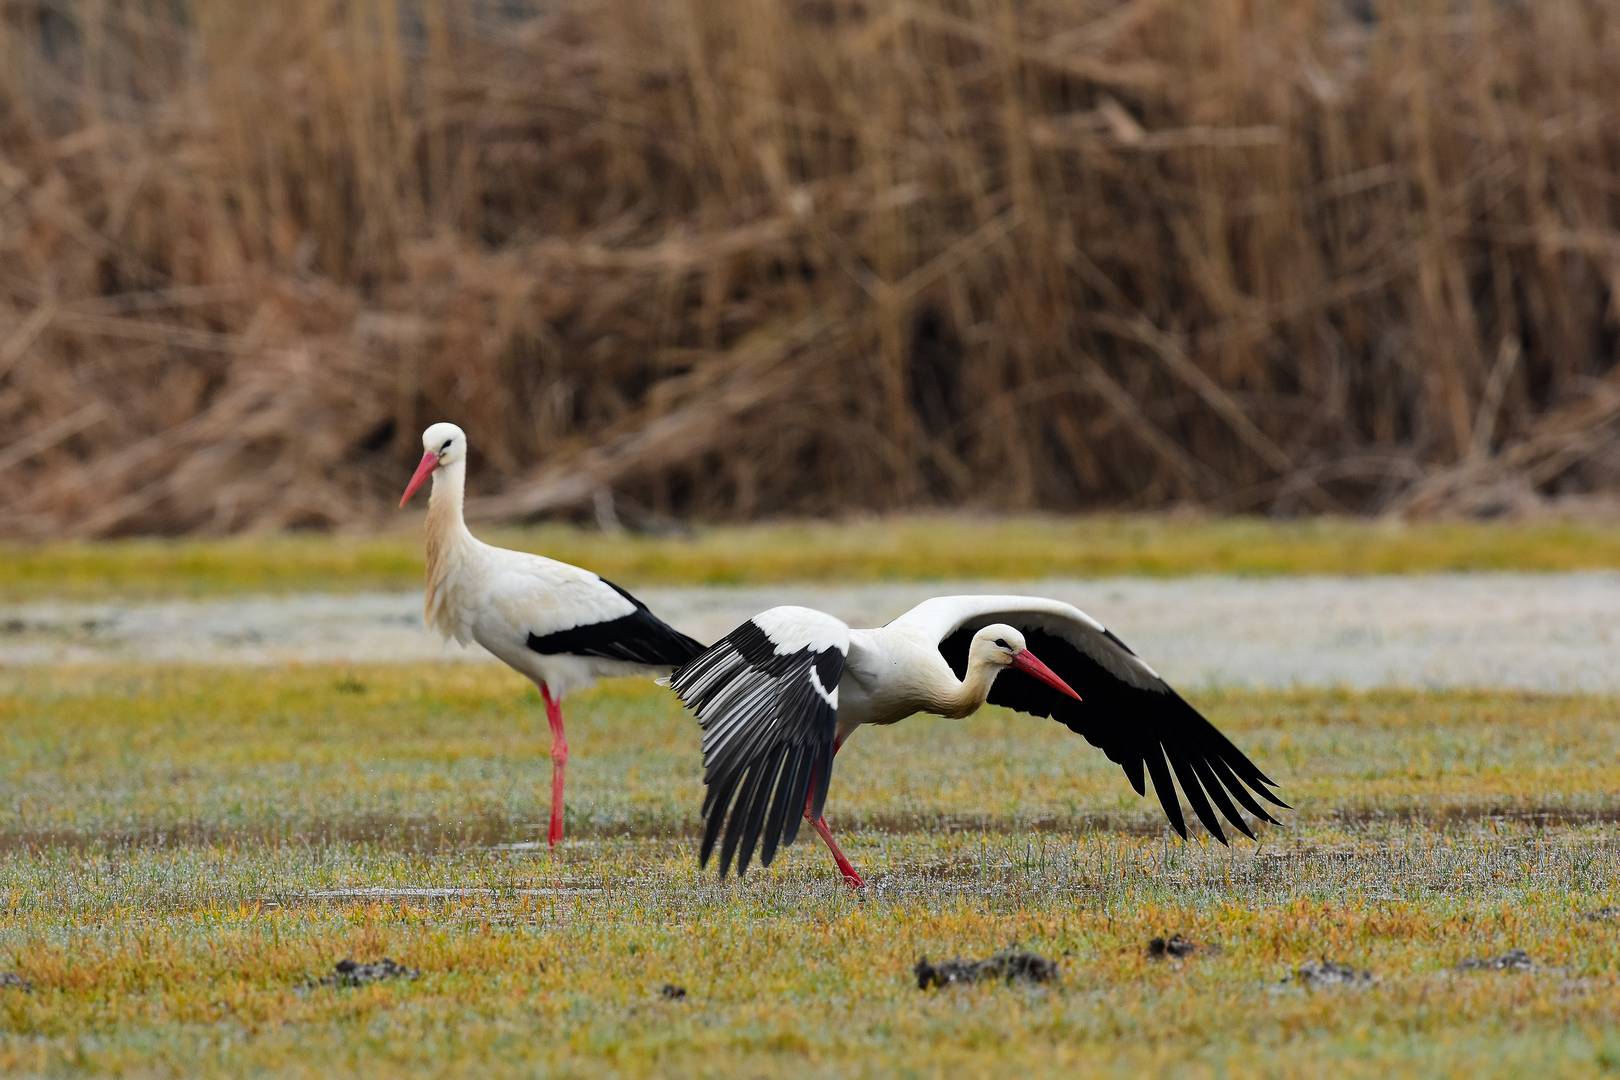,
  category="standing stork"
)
[399,421,705,847]
[670,596,1286,887]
